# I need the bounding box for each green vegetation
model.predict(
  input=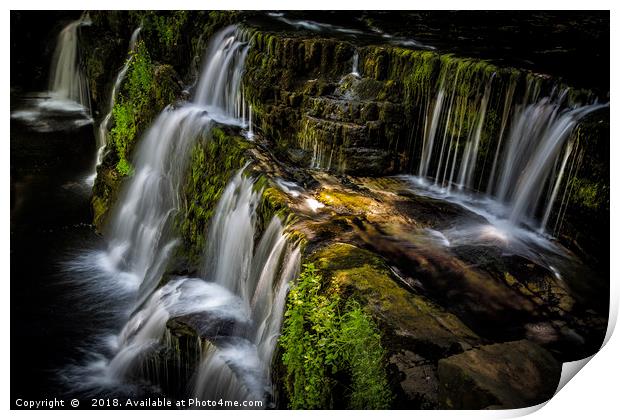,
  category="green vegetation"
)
[570,177,606,211]
[109,40,153,176]
[135,11,189,49]
[110,101,137,176]
[92,39,180,229]
[179,128,251,264]
[108,40,180,178]
[280,263,393,409]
